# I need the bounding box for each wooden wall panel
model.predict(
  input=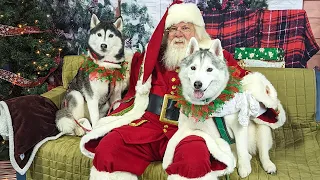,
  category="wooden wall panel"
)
[303,1,320,18]
[309,18,320,38]
[304,0,320,68]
